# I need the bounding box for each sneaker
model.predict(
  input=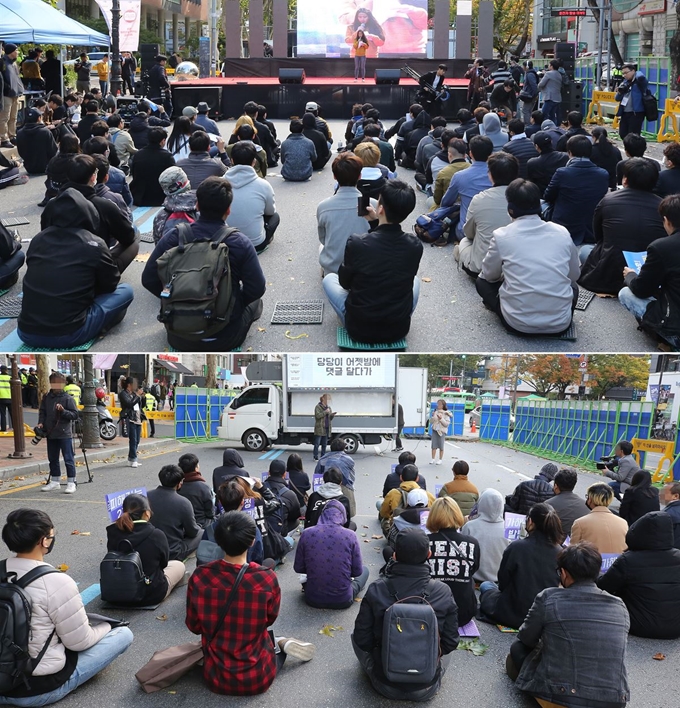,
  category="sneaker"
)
[42,480,61,492]
[128,460,141,468]
[436,460,442,465]
[281,638,316,661]
[64,482,76,494]
[429,459,435,465]
[394,447,404,452]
